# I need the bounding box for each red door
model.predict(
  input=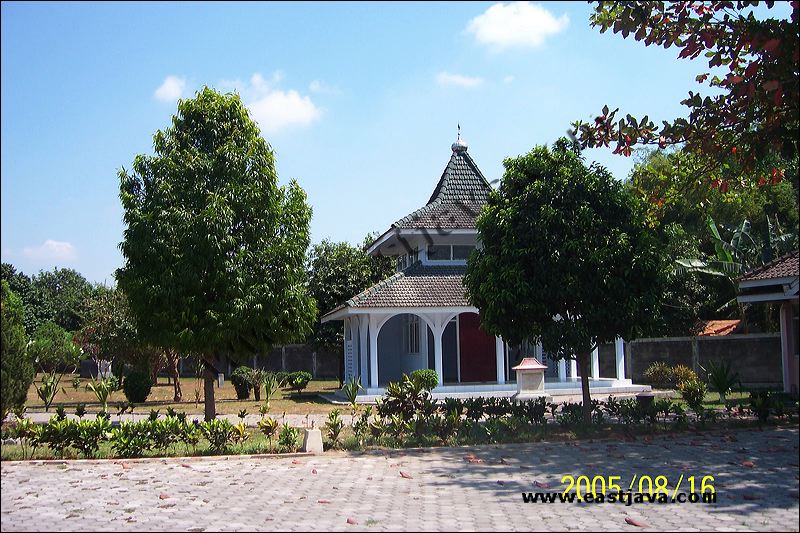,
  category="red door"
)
[458,313,496,382]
